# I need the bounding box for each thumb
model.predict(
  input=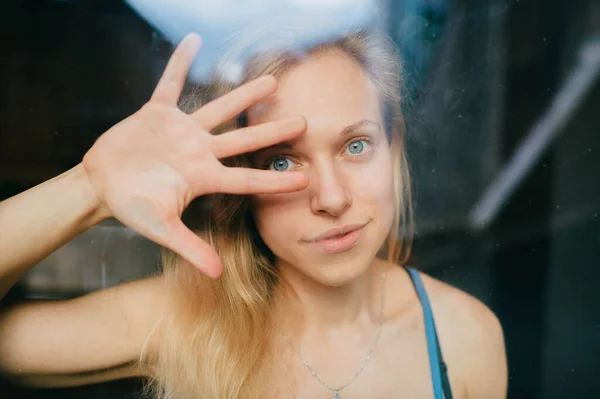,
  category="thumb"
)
[161,216,224,279]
